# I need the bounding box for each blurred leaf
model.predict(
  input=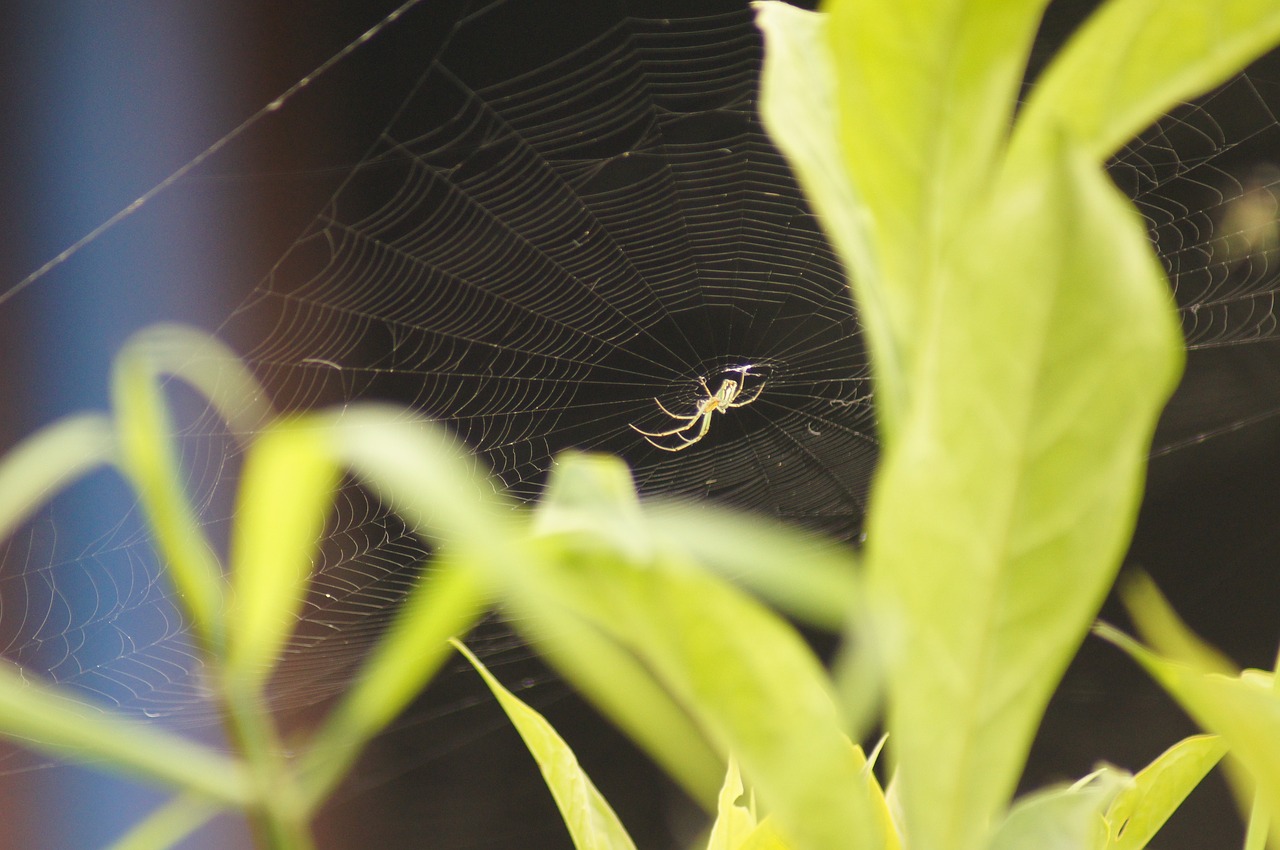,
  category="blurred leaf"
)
[535,451,650,561]
[227,417,338,684]
[111,330,230,647]
[645,498,859,633]
[102,793,220,850]
[521,457,883,850]
[526,455,727,806]
[0,413,115,542]
[986,769,1127,850]
[322,403,518,554]
[301,557,486,806]
[862,138,1183,850]
[453,639,637,850]
[1015,0,1280,166]
[707,756,756,850]
[0,661,248,805]
[1104,734,1227,850]
[737,818,793,850]
[755,3,892,424]
[758,0,1050,434]
[1117,573,1236,674]
[1100,584,1280,848]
